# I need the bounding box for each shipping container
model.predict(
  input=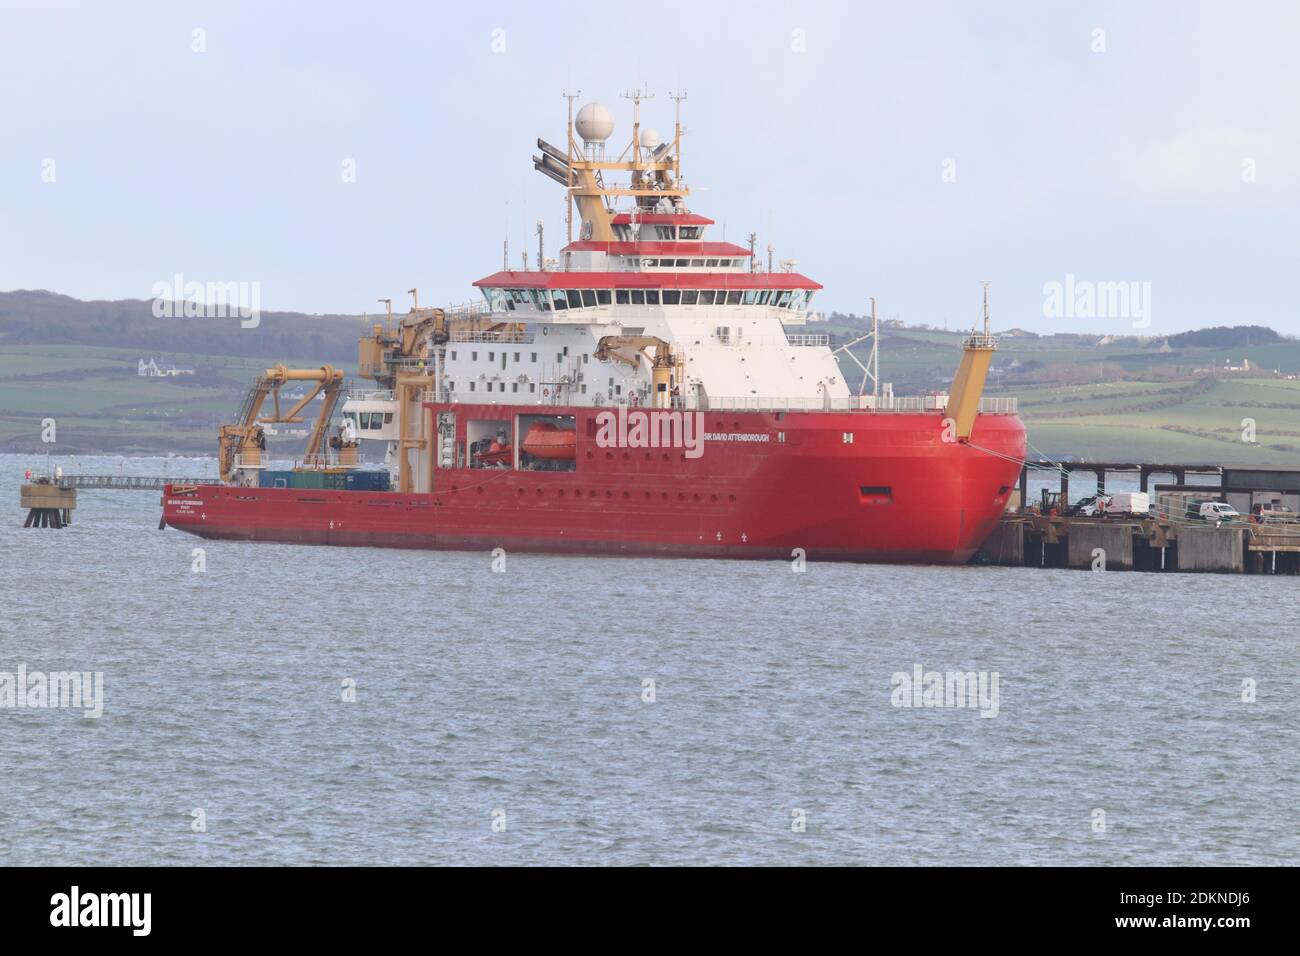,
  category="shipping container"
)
[346,470,391,491]
[289,470,326,489]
